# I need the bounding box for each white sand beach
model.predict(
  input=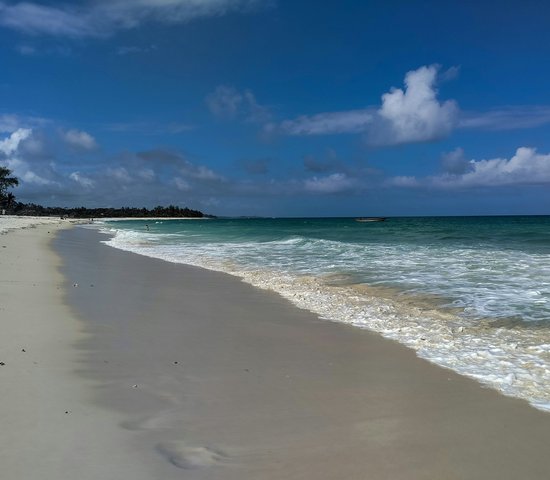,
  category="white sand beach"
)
[0,222,159,479]
[2,222,550,479]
